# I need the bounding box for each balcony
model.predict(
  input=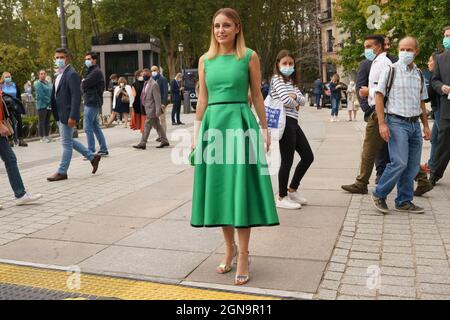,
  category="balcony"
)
[319,8,332,23]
